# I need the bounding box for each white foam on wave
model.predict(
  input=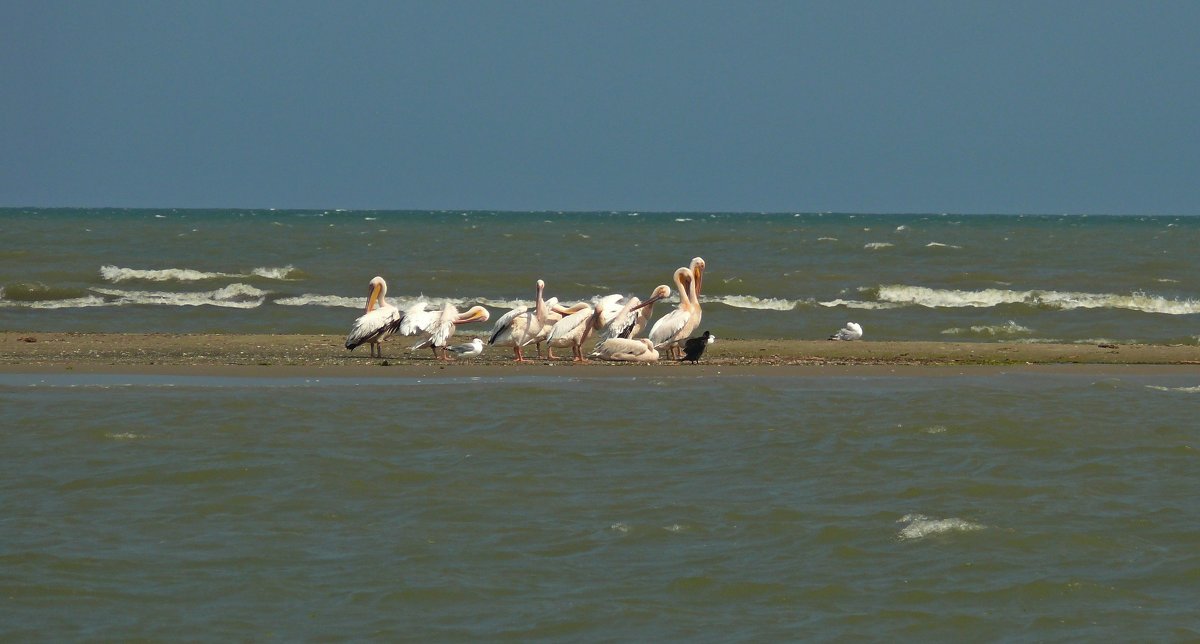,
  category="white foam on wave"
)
[1145,385,1200,393]
[875,285,1200,315]
[925,242,963,249]
[818,298,905,310]
[91,284,268,308]
[896,513,985,541]
[707,295,799,311]
[864,242,894,250]
[275,294,362,308]
[101,264,299,283]
[0,295,110,309]
[941,320,1032,337]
